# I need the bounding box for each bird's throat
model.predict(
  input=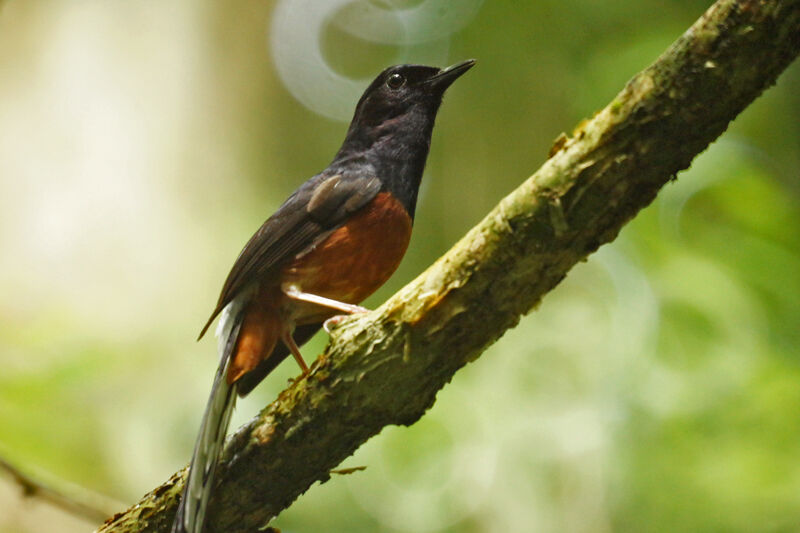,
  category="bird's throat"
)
[334,109,436,219]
